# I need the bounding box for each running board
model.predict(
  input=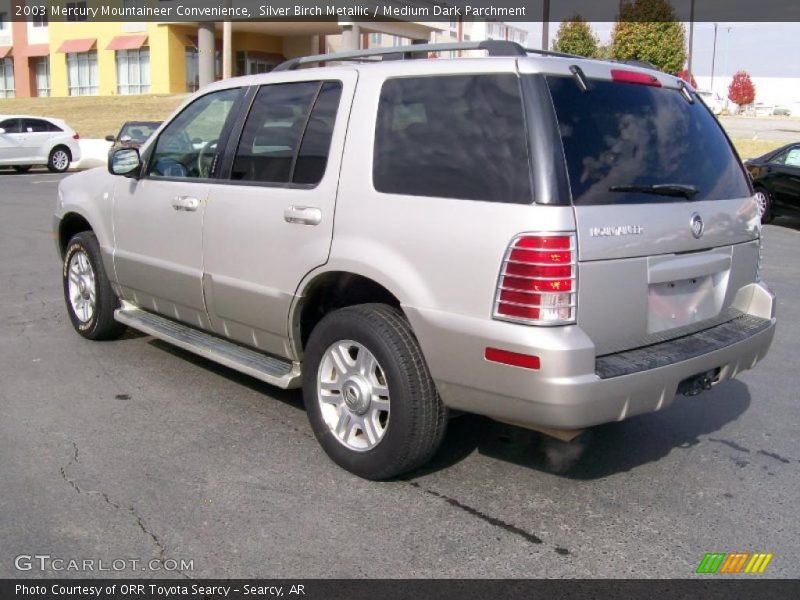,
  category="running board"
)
[114,308,302,389]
